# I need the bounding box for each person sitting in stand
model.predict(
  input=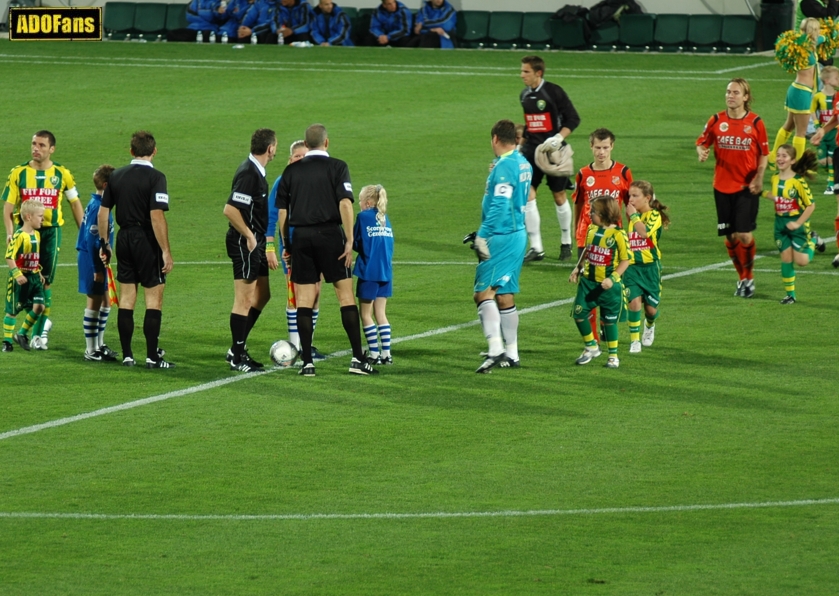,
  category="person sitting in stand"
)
[366,0,414,47]
[410,0,456,49]
[311,0,353,46]
[277,0,315,43]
